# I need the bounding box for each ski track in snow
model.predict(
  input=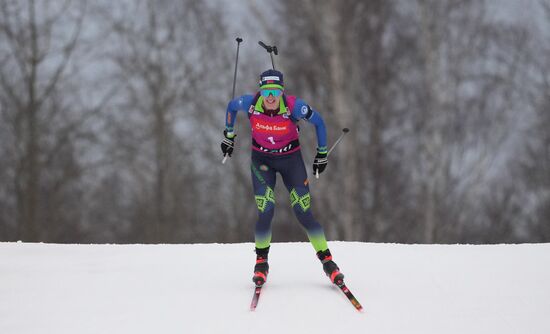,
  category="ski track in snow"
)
[1,242,549,334]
